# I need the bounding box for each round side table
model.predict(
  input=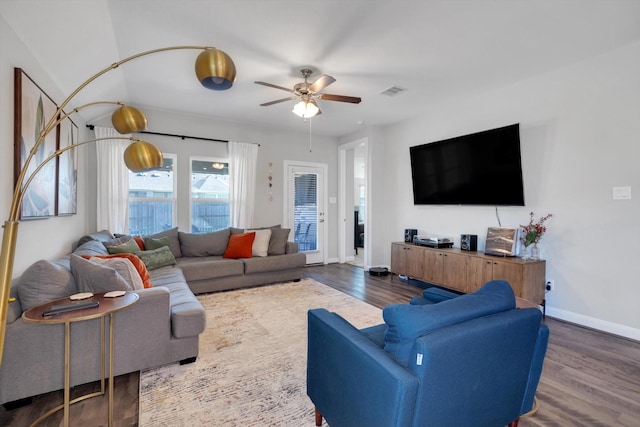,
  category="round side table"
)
[22,292,138,427]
